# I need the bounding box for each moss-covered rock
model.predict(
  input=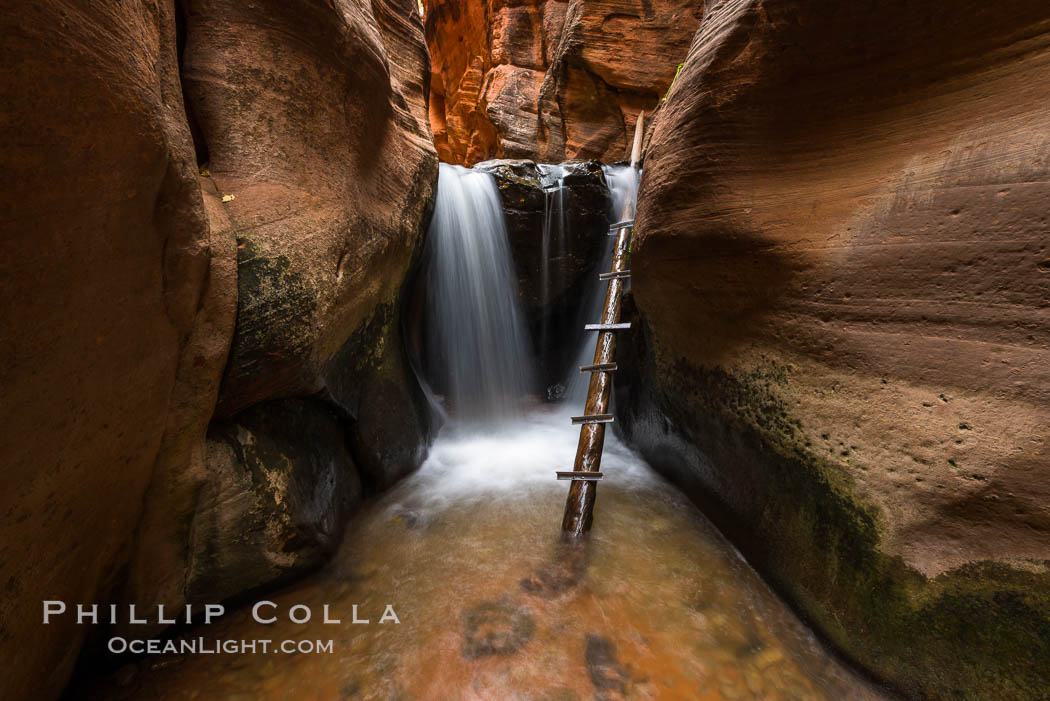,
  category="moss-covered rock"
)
[615,304,1050,699]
